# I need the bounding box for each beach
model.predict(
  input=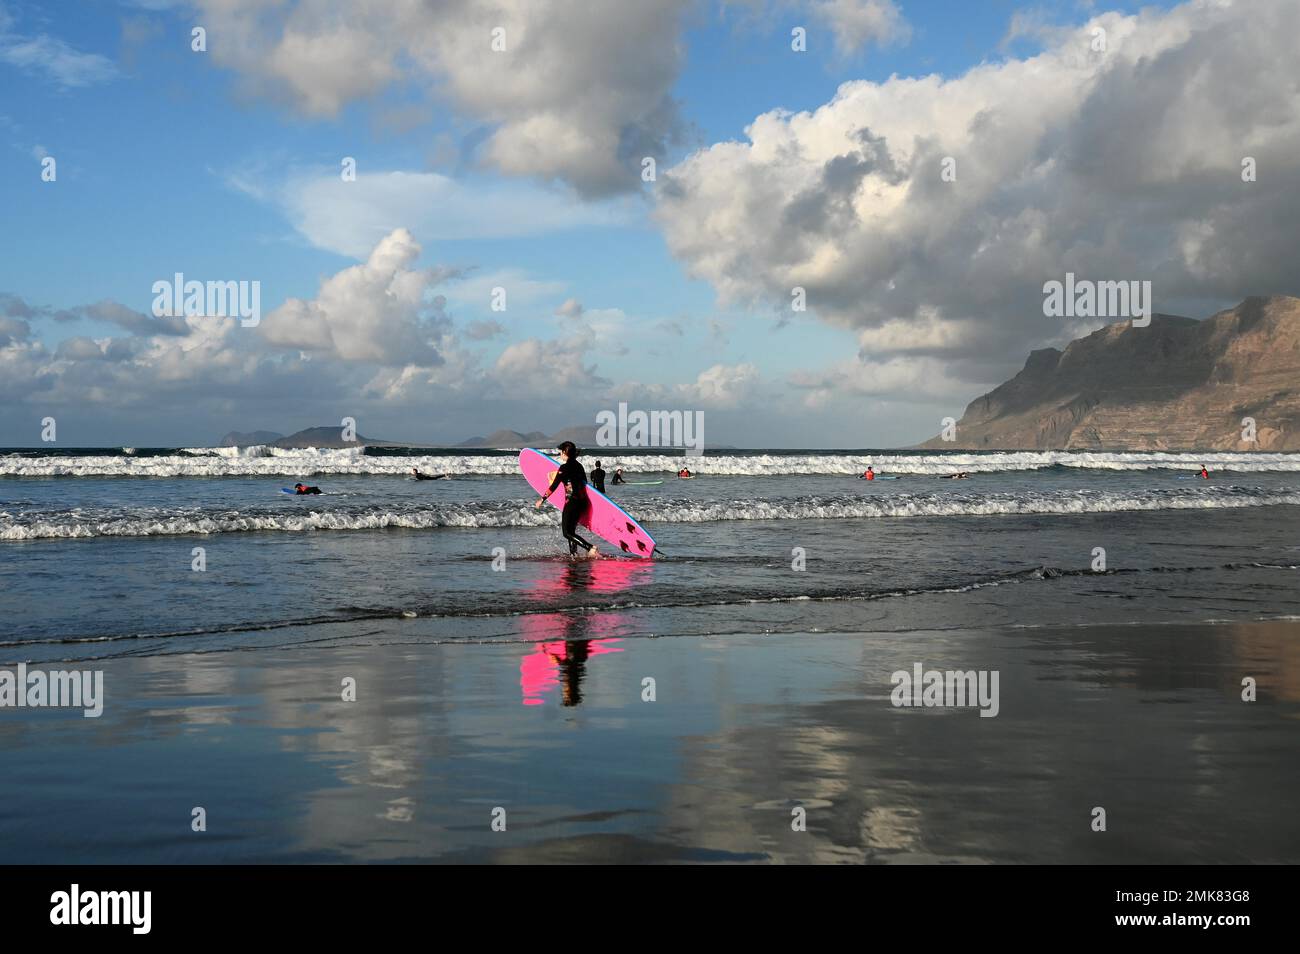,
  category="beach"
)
[4,446,1300,863]
[2,616,1298,864]
[6,0,1300,887]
